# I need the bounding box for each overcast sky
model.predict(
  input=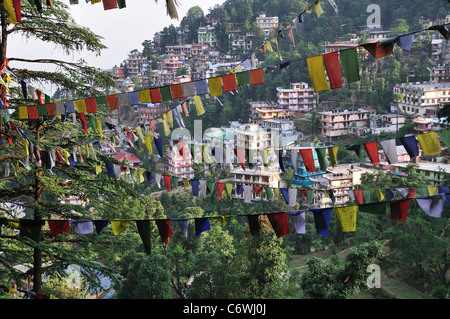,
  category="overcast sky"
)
[8,0,226,72]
